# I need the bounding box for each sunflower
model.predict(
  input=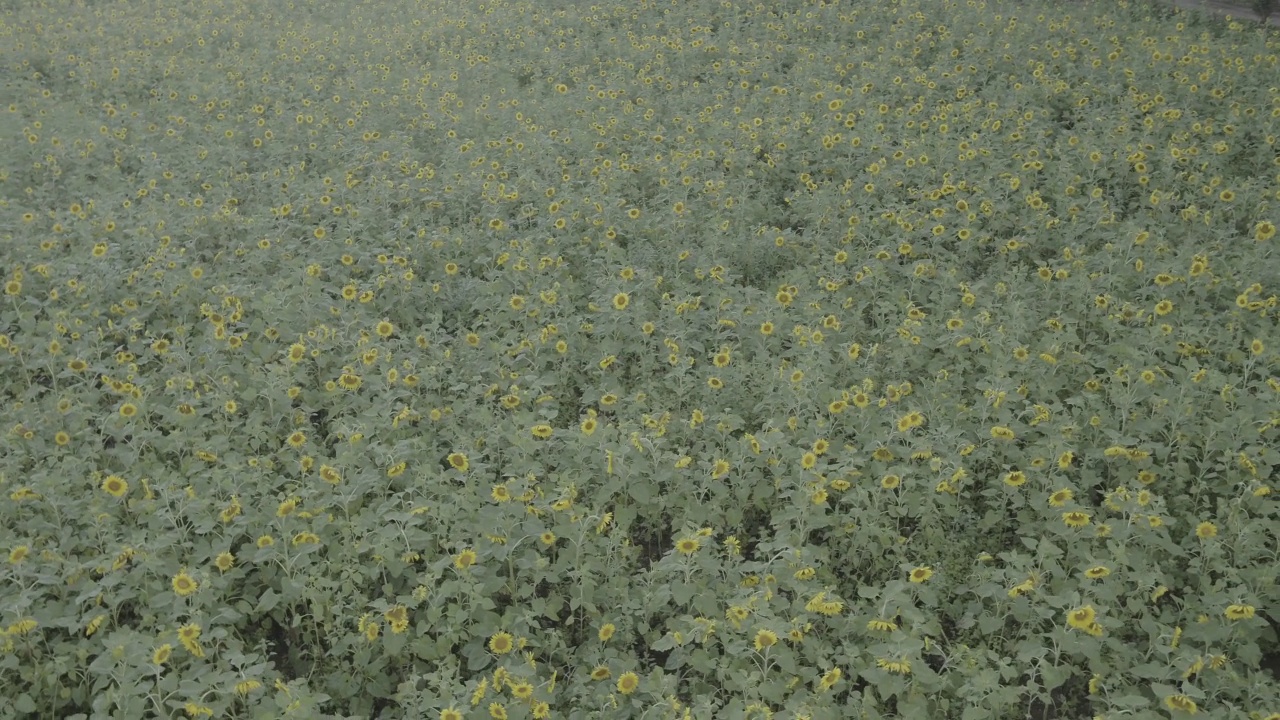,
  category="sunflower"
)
[1066,605,1096,630]
[1063,511,1091,528]
[102,475,129,498]
[908,566,933,583]
[865,618,899,637]
[171,570,198,597]
[176,622,200,650]
[1163,695,1198,714]
[1048,488,1073,507]
[1008,578,1036,597]
[1003,471,1027,487]
[85,614,106,637]
[152,644,173,665]
[531,424,553,439]
[675,537,700,555]
[1224,604,1256,621]
[753,629,778,651]
[874,656,913,675]
[616,671,640,694]
[590,666,611,681]
[612,292,630,310]
[214,552,235,572]
[454,548,477,570]
[488,631,514,654]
